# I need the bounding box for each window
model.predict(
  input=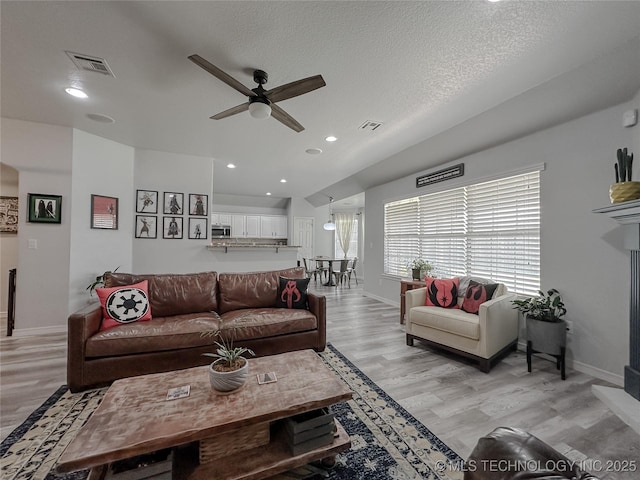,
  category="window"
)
[384,171,540,295]
[335,218,358,258]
